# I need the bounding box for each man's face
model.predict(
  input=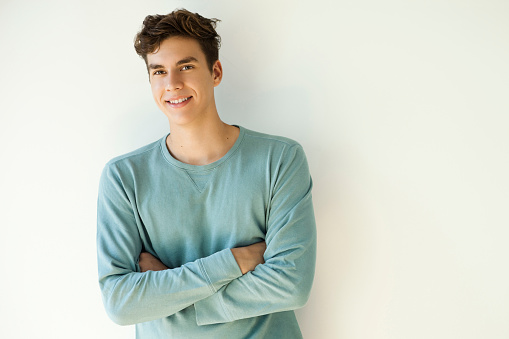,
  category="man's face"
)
[146,36,222,126]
